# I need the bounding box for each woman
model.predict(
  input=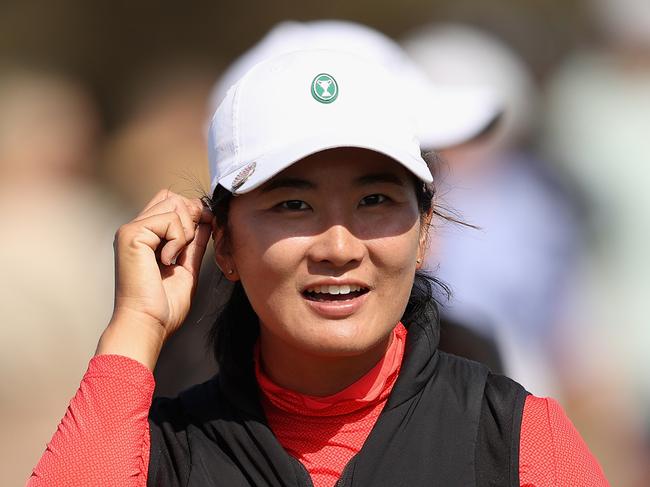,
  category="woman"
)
[29,50,608,486]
